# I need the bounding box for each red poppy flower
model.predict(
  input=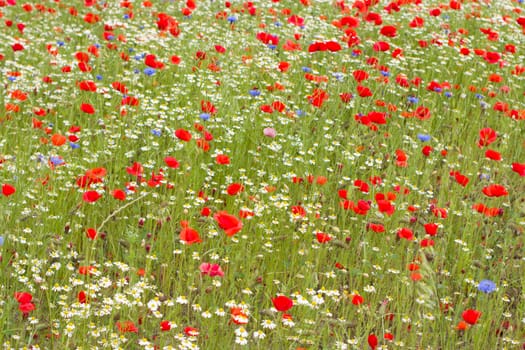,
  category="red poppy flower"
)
[485,149,501,161]
[278,61,290,72]
[19,302,35,314]
[196,138,210,152]
[357,85,373,97]
[339,92,353,103]
[184,327,199,336]
[216,154,230,165]
[409,17,424,28]
[398,228,414,240]
[373,41,390,52]
[201,100,217,114]
[424,223,438,236]
[175,129,192,142]
[230,307,249,325]
[112,81,128,94]
[12,43,25,51]
[351,294,364,305]
[511,162,525,176]
[325,41,342,52]
[365,12,382,25]
[14,292,32,304]
[160,321,172,331]
[214,211,242,236]
[83,191,101,203]
[126,162,143,177]
[86,228,97,240]
[414,106,431,120]
[164,156,180,169]
[422,145,433,156]
[429,8,441,16]
[482,184,508,197]
[351,70,368,83]
[145,54,165,69]
[80,103,95,114]
[121,96,139,106]
[116,321,138,333]
[380,25,397,37]
[450,0,461,10]
[78,80,97,92]
[288,15,304,26]
[354,179,369,193]
[316,232,331,243]
[395,149,408,167]
[367,223,385,233]
[368,334,378,349]
[462,309,481,325]
[226,183,244,195]
[180,227,202,244]
[420,238,434,247]
[272,295,293,312]
[484,51,500,64]
[308,88,329,107]
[78,290,88,304]
[78,266,96,275]
[450,171,469,187]
[2,184,16,197]
[377,200,395,215]
[478,128,497,147]
[111,189,126,201]
[272,101,286,113]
